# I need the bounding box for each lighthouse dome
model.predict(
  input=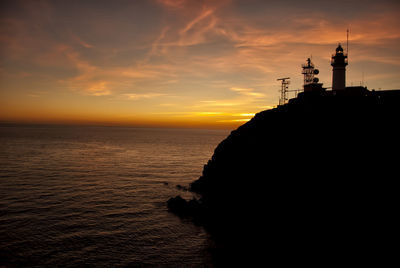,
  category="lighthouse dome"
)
[336,44,344,53]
